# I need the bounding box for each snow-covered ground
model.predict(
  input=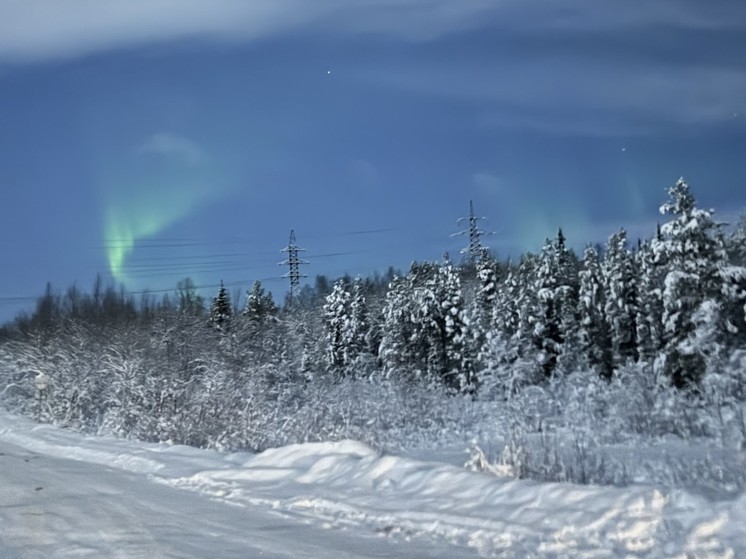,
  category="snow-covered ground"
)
[1,410,744,558]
